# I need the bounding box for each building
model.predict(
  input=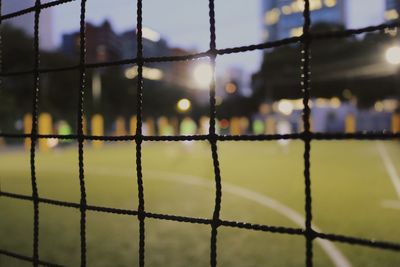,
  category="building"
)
[262,0,398,41]
[3,0,55,50]
[262,0,346,41]
[162,48,196,88]
[61,20,122,62]
[218,67,251,97]
[119,27,169,60]
[61,21,171,64]
[118,27,171,85]
[256,0,400,109]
